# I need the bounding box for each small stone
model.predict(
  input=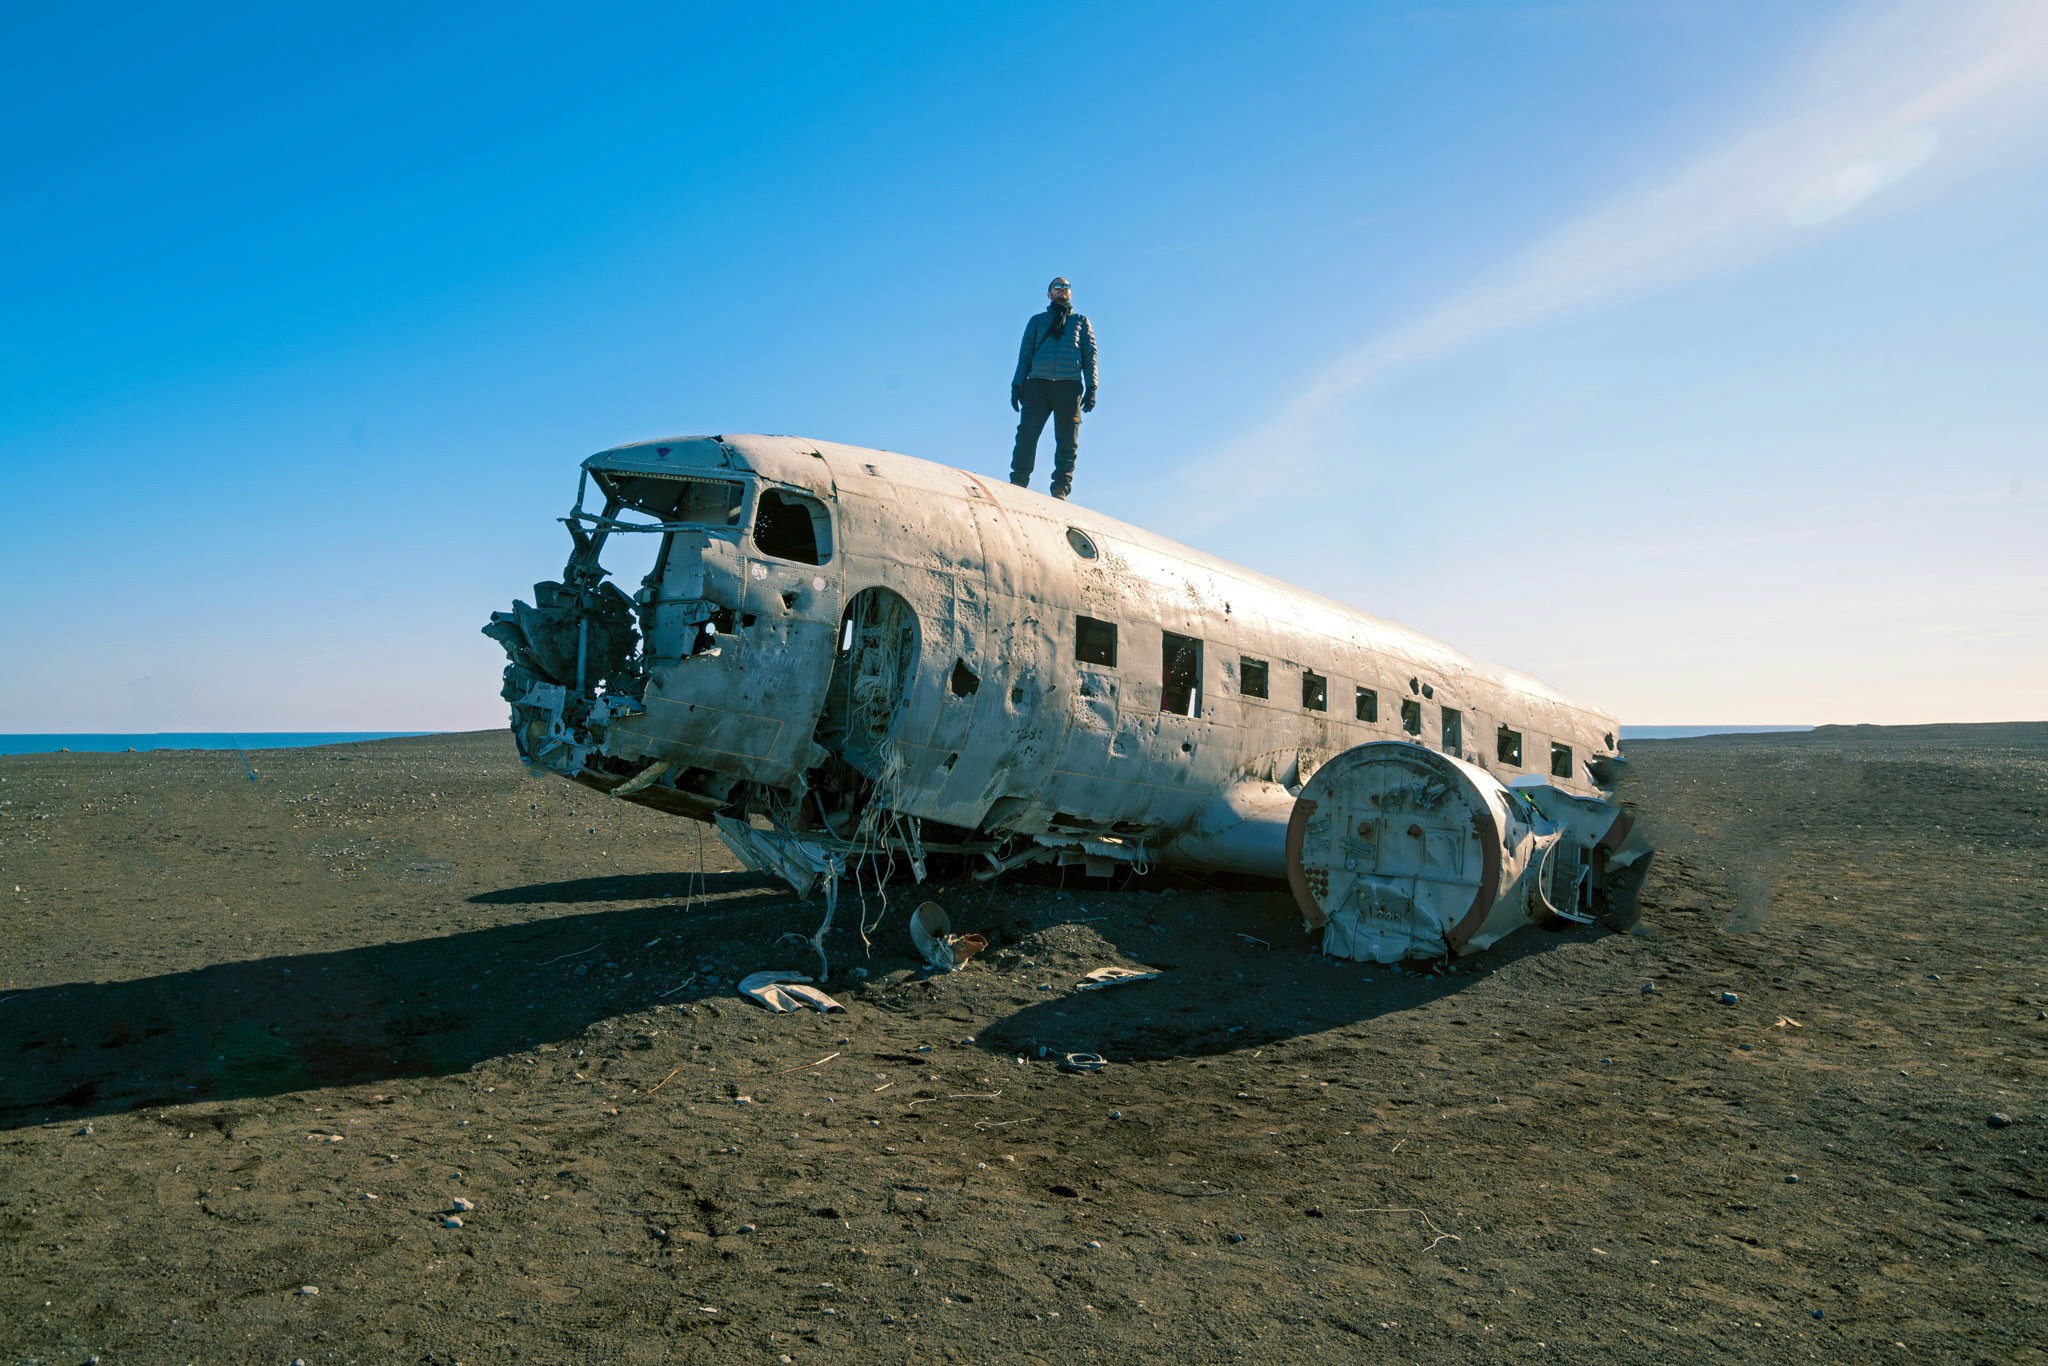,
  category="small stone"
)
[737,1223,757,1234]
[1988,1112,2012,1128]
[1719,991,1739,1005]
[76,1124,92,1136]
[1641,982,1656,994]
[444,1215,463,1228]
[1812,1310,1824,1320]
[959,1036,975,1045]
[1785,1174,1800,1183]
[297,1284,319,1296]
[1927,973,1941,982]
[1227,1232,1246,1243]
[733,1095,753,1106]
[451,1197,474,1213]
[1087,1240,1103,1249]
